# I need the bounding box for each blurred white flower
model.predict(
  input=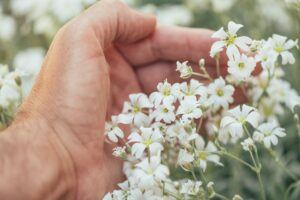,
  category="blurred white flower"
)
[241,138,254,151]
[253,121,286,148]
[0,15,16,40]
[180,180,203,195]
[211,0,235,12]
[33,16,57,37]
[156,5,193,26]
[128,127,163,158]
[0,69,21,107]
[51,0,84,22]
[177,149,194,167]
[211,21,252,59]
[259,0,292,33]
[10,0,39,16]
[14,48,45,96]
